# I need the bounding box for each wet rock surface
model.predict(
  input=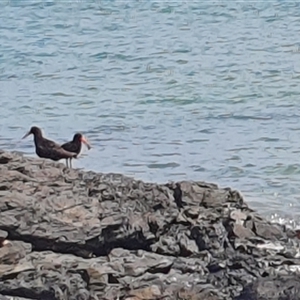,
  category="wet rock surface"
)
[0,149,300,299]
